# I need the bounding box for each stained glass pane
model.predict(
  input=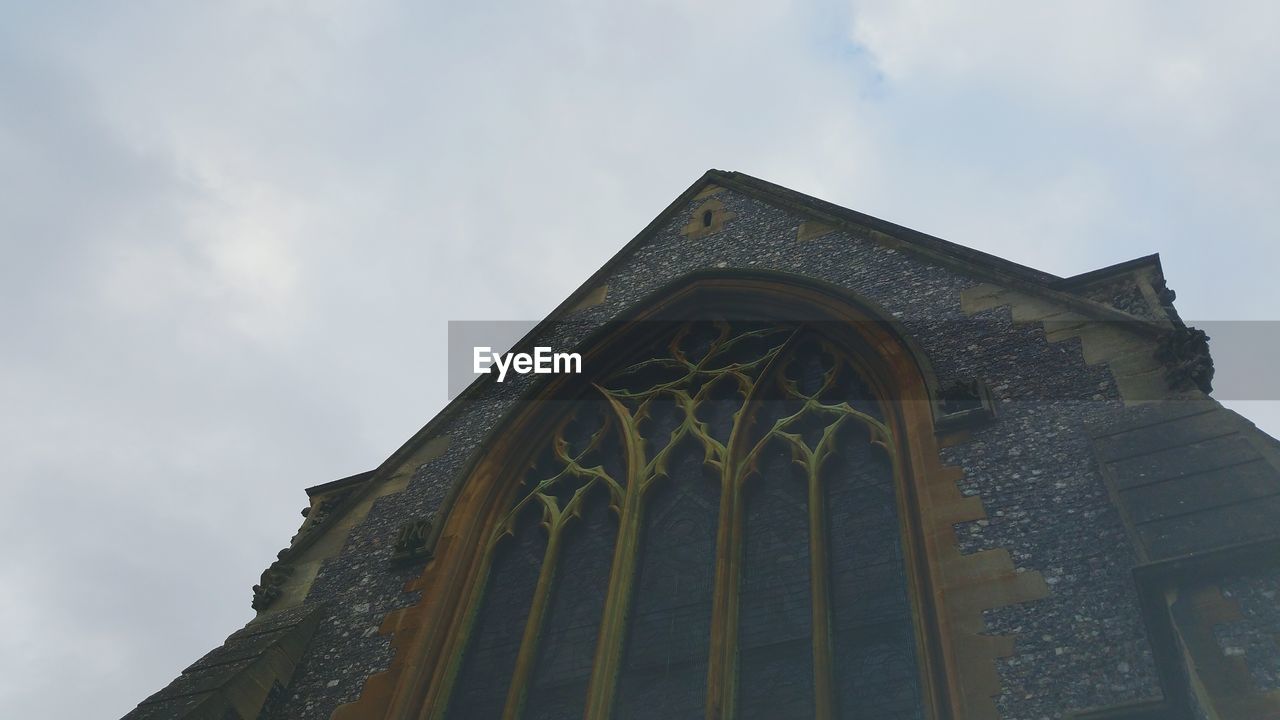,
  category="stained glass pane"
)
[447,505,544,720]
[738,437,815,719]
[613,432,720,718]
[443,319,927,720]
[826,424,924,720]
[523,486,617,720]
